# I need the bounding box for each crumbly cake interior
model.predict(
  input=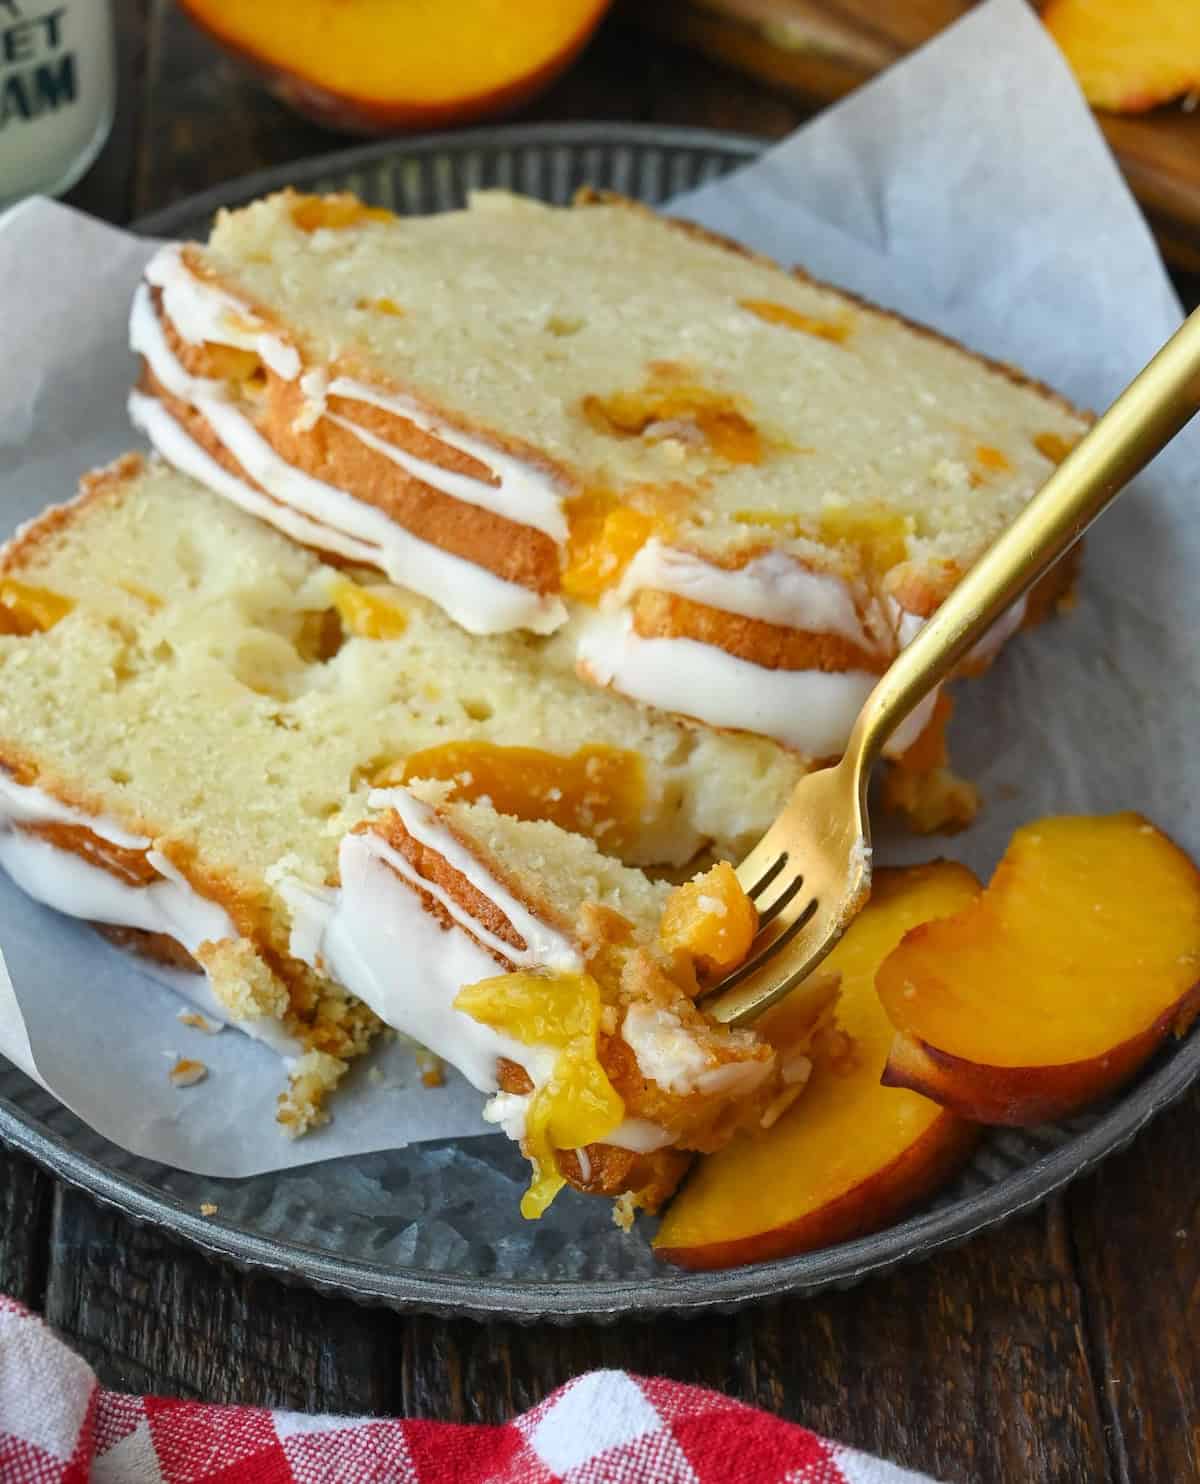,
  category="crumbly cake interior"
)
[409,780,671,944]
[0,458,802,892]
[204,189,1086,579]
